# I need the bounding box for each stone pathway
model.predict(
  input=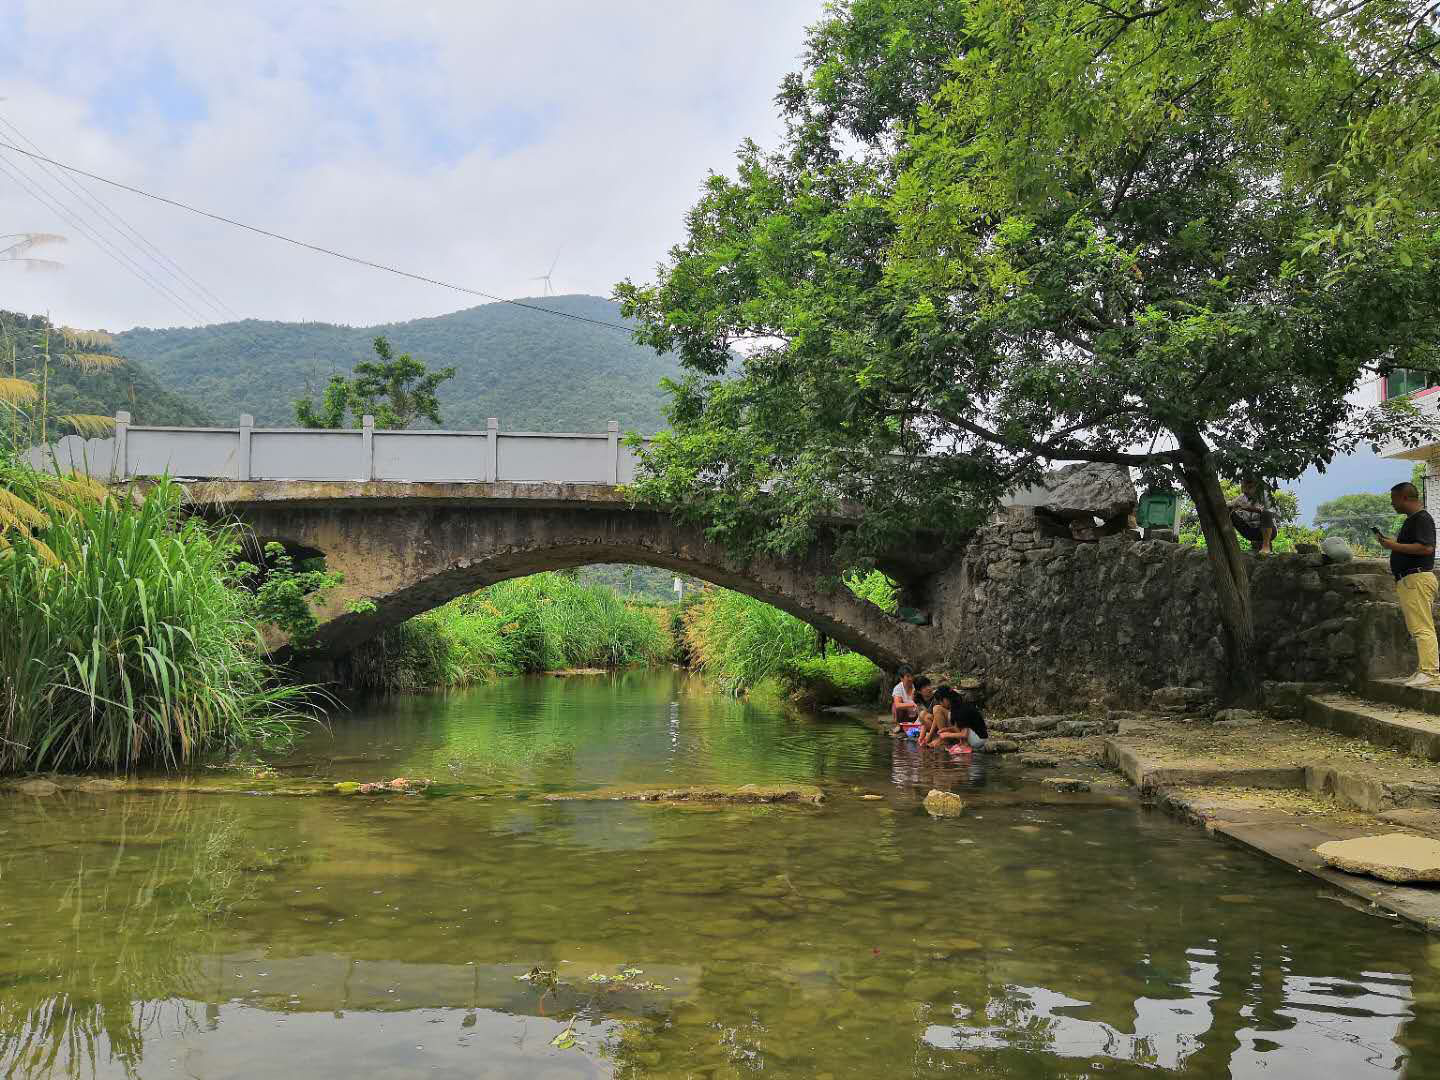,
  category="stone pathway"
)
[1099,683,1440,931]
